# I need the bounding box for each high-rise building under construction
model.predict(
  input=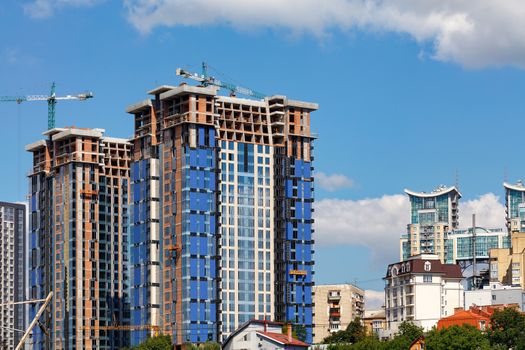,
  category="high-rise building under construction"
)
[126,83,317,345]
[26,127,131,349]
